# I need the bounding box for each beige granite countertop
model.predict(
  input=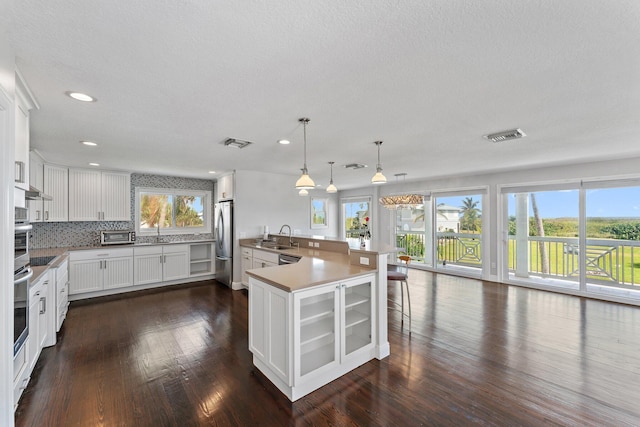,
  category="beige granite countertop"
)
[242,242,376,292]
